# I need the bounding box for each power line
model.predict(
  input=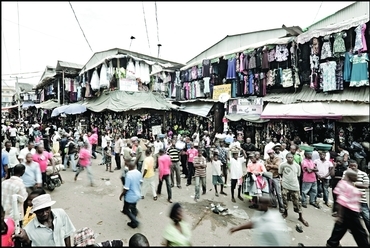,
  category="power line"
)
[17,2,21,73]
[2,75,41,80]
[2,71,43,76]
[312,2,323,24]
[2,31,12,73]
[68,2,93,53]
[154,2,160,44]
[142,2,151,54]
